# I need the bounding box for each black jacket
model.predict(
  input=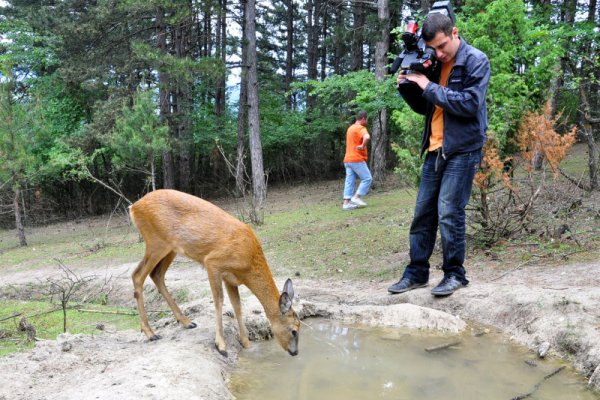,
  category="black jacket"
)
[399,38,491,157]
